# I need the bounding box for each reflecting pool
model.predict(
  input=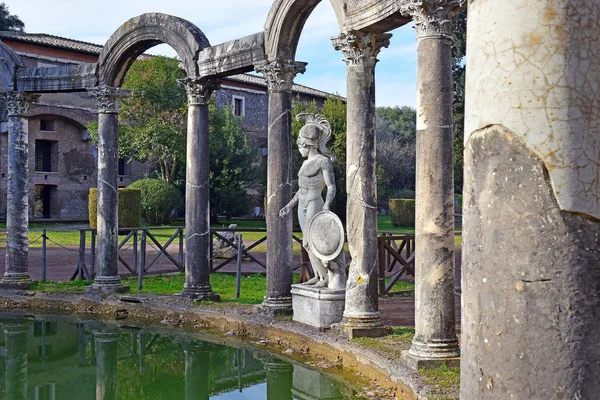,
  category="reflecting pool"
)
[0,315,370,399]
